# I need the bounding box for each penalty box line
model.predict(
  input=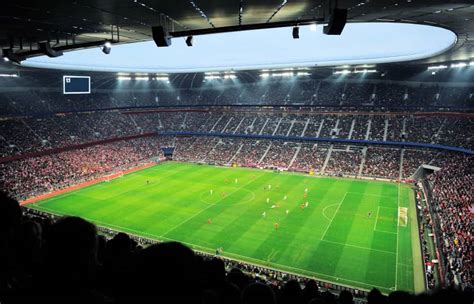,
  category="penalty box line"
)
[373,206,399,235]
